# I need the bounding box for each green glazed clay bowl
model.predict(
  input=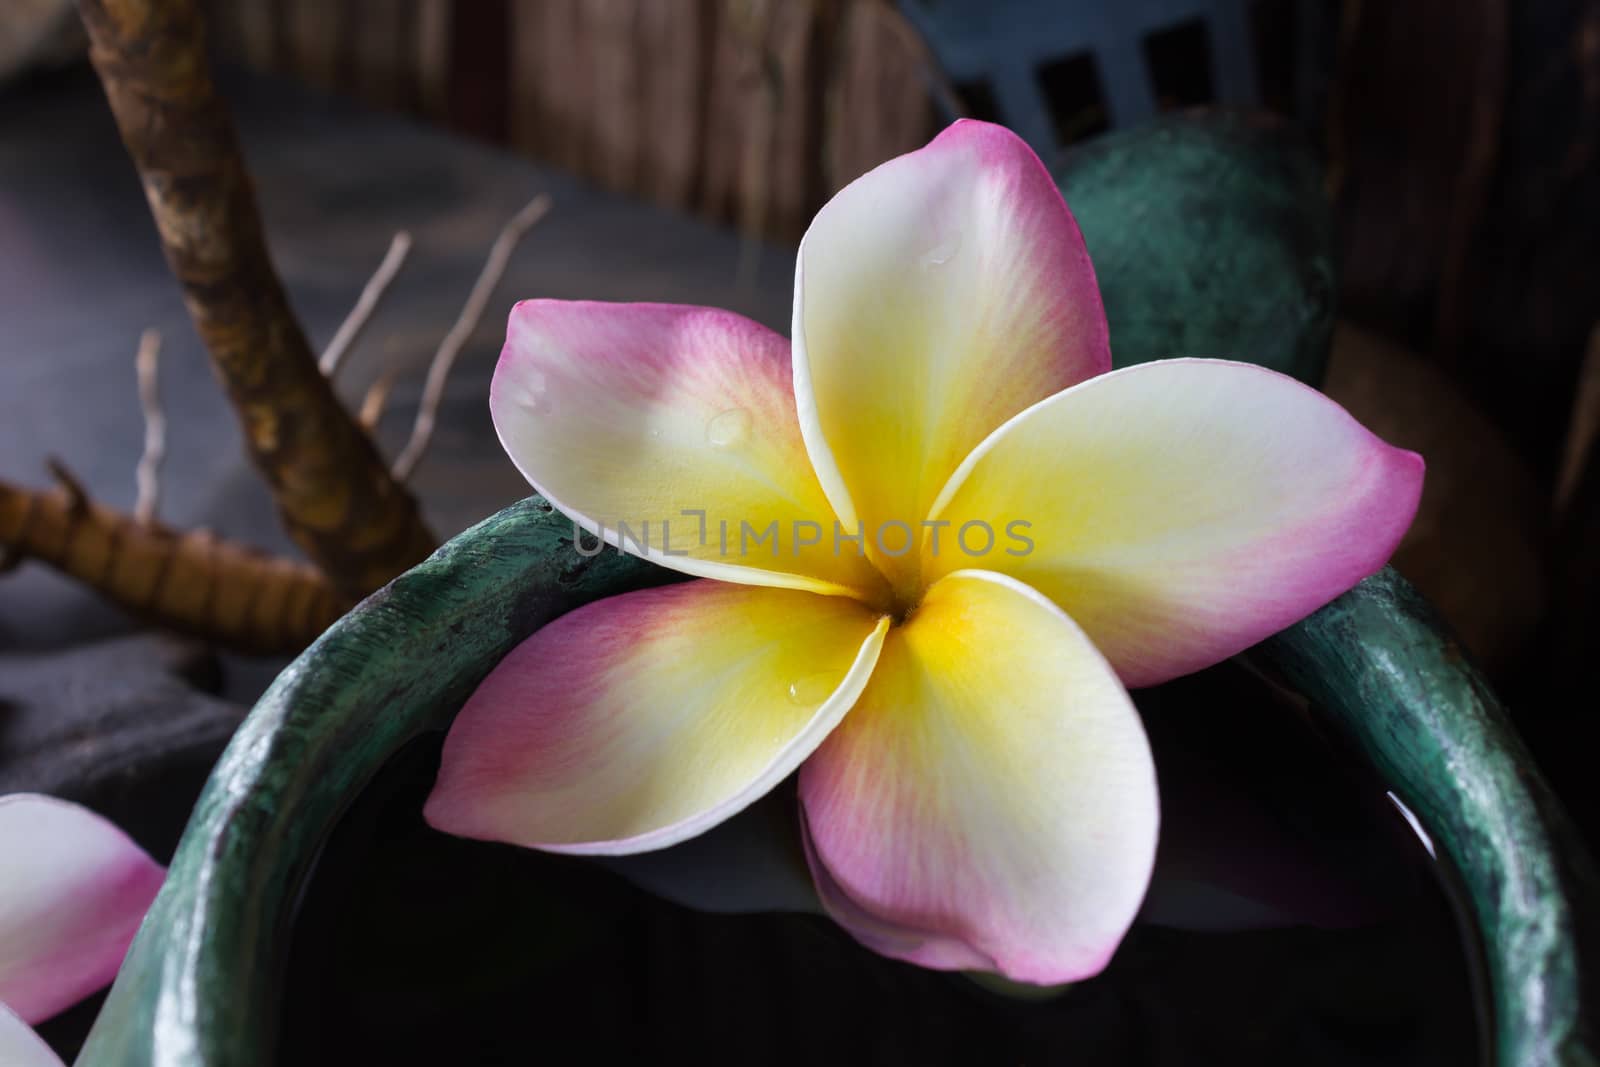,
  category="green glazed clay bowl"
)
[72,115,1597,1064]
[75,499,1596,1065]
